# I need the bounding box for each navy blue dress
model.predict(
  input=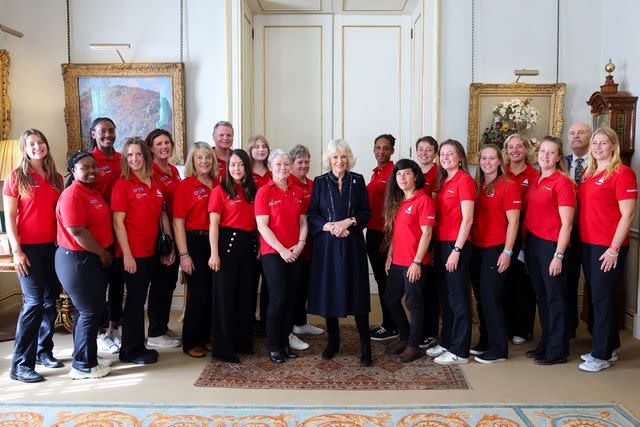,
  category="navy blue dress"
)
[307,171,372,318]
